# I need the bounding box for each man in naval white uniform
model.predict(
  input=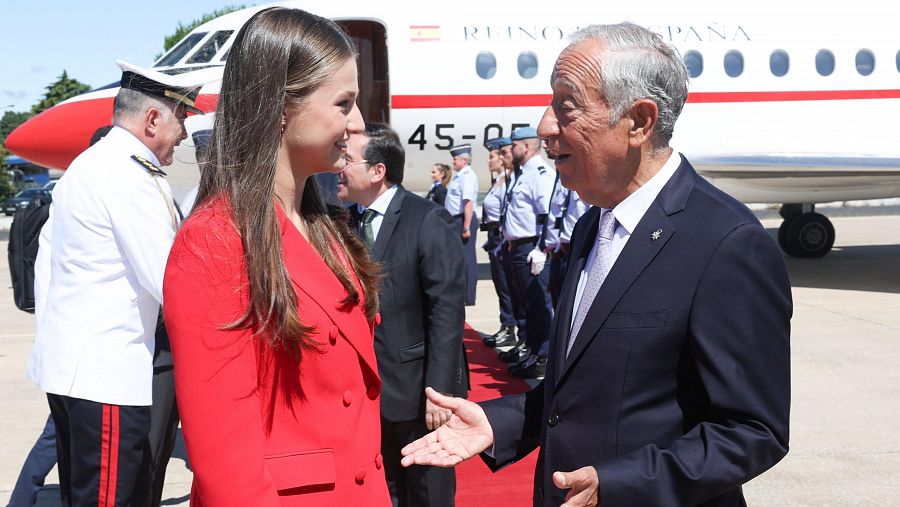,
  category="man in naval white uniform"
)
[28,60,211,507]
